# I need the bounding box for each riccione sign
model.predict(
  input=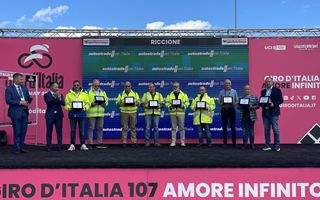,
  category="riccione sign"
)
[0,168,319,199]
